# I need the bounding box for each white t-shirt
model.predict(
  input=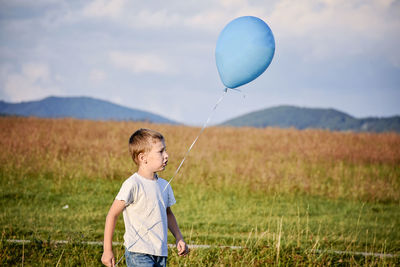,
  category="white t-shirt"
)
[115,172,176,257]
